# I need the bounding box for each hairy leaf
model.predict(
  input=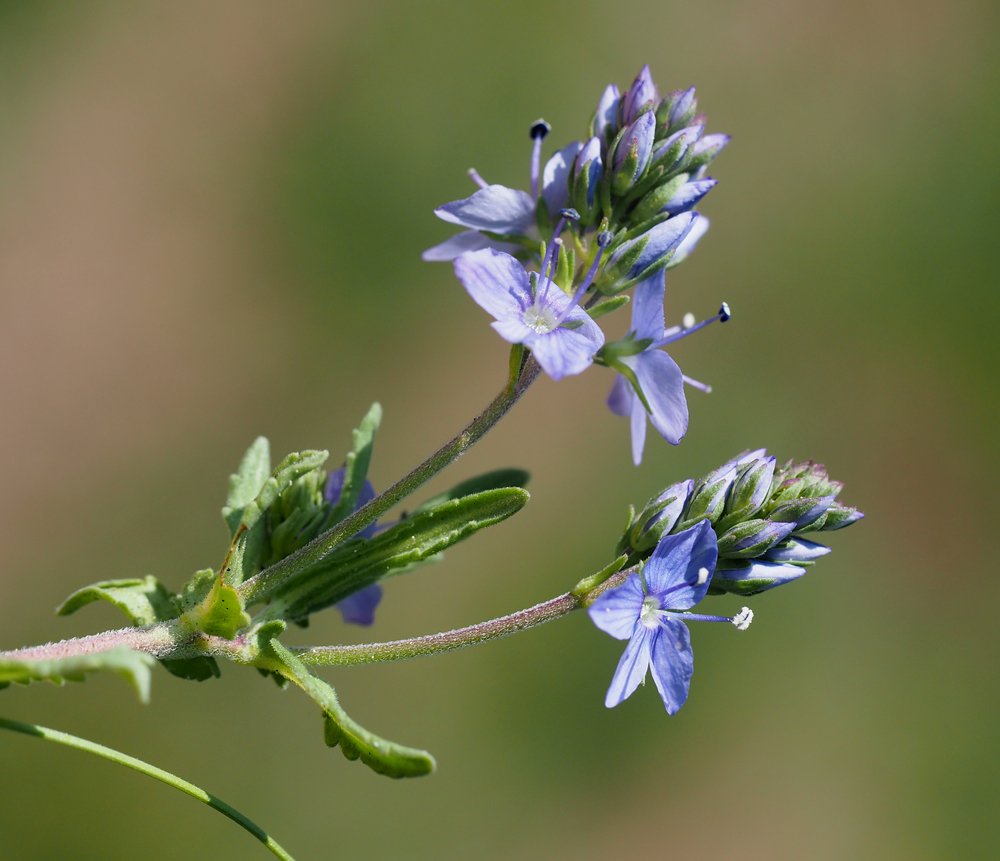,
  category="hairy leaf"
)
[0,648,153,702]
